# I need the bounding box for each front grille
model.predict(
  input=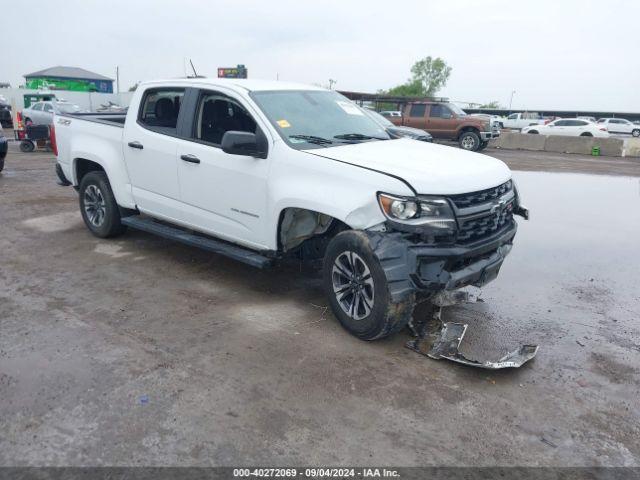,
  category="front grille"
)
[457,201,514,244]
[449,180,513,209]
